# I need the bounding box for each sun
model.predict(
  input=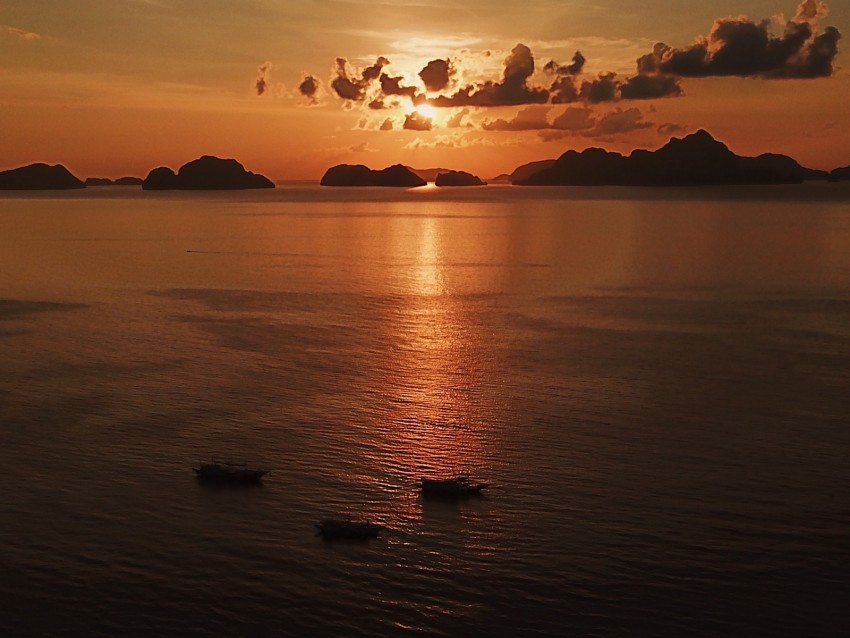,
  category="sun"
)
[415,104,438,119]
